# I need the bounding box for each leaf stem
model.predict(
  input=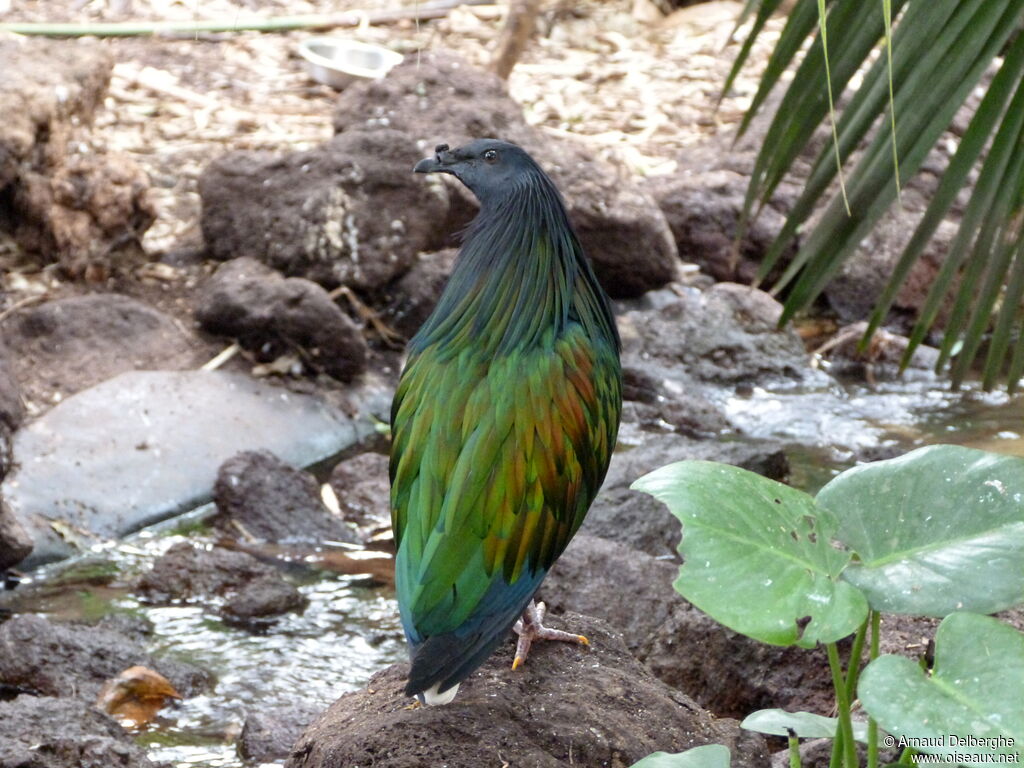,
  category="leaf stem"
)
[816,0,851,215]
[789,728,803,768]
[867,610,881,768]
[827,642,859,768]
